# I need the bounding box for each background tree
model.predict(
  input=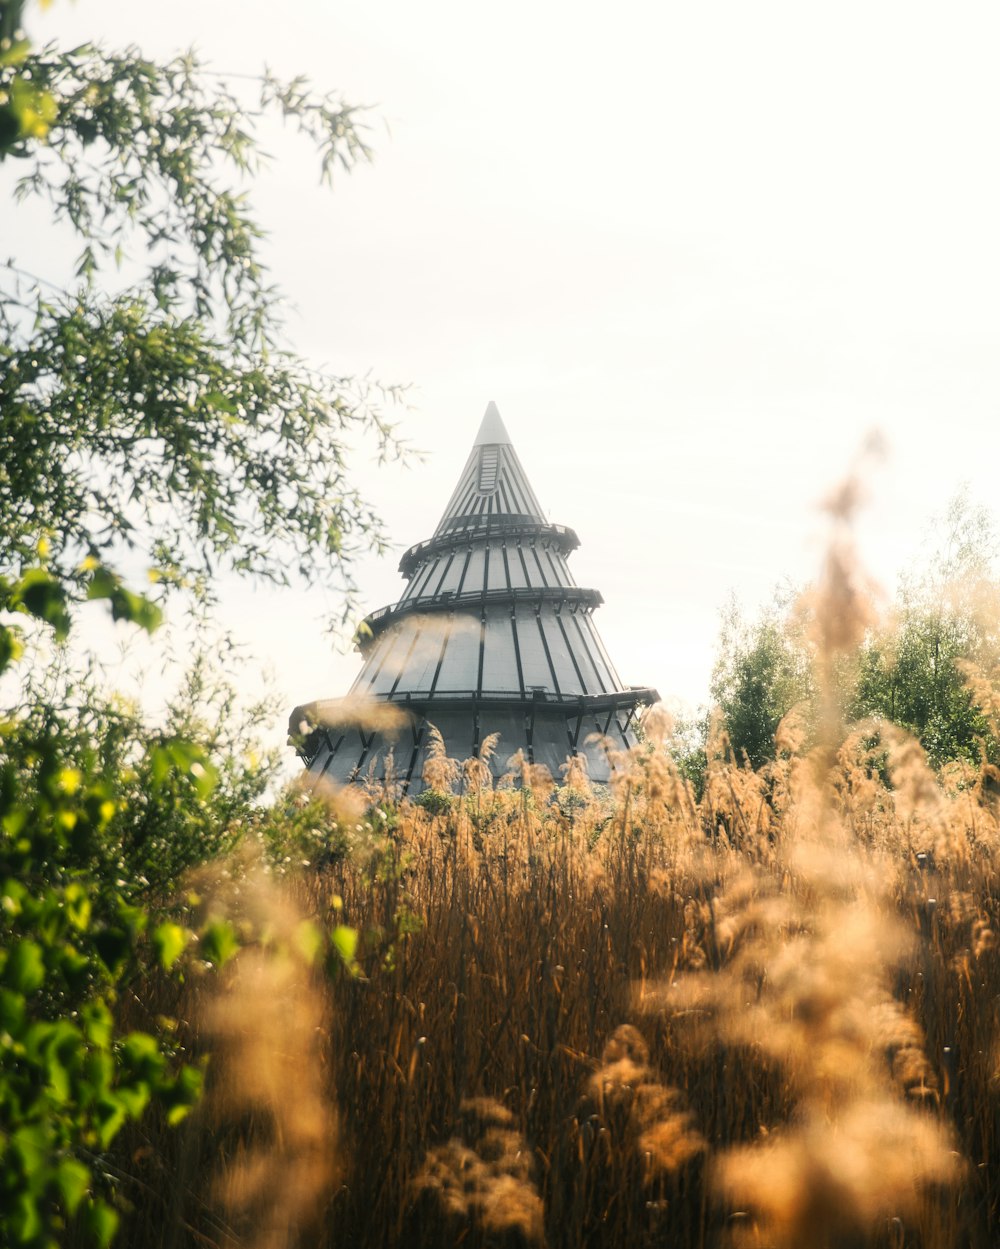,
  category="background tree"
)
[709,590,816,769]
[850,494,1000,769]
[709,495,1000,774]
